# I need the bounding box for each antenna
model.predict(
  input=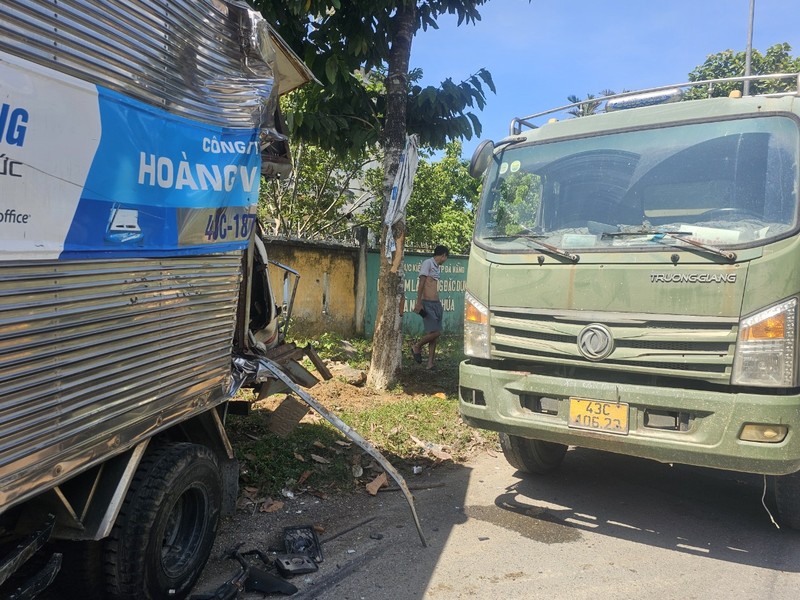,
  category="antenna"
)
[744,0,756,95]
